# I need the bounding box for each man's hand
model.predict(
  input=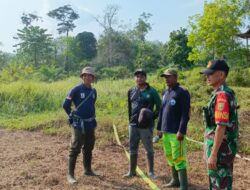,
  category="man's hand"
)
[157,131,162,138]
[176,131,184,141]
[207,154,217,170]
